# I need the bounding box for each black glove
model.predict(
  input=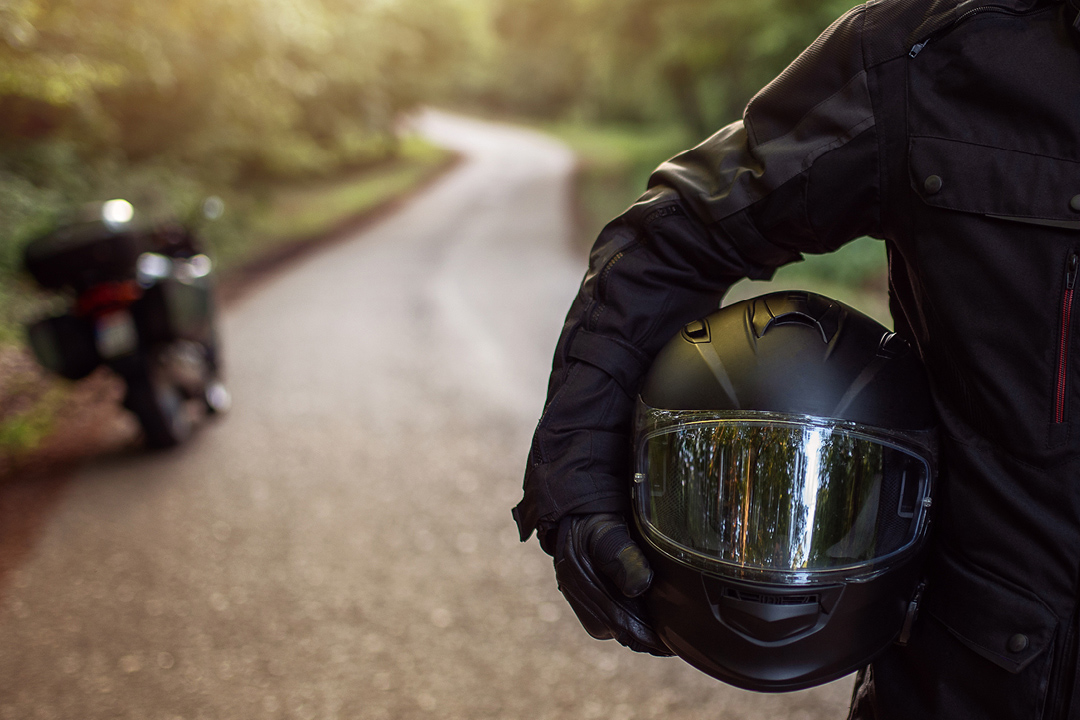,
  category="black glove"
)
[552,513,673,657]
